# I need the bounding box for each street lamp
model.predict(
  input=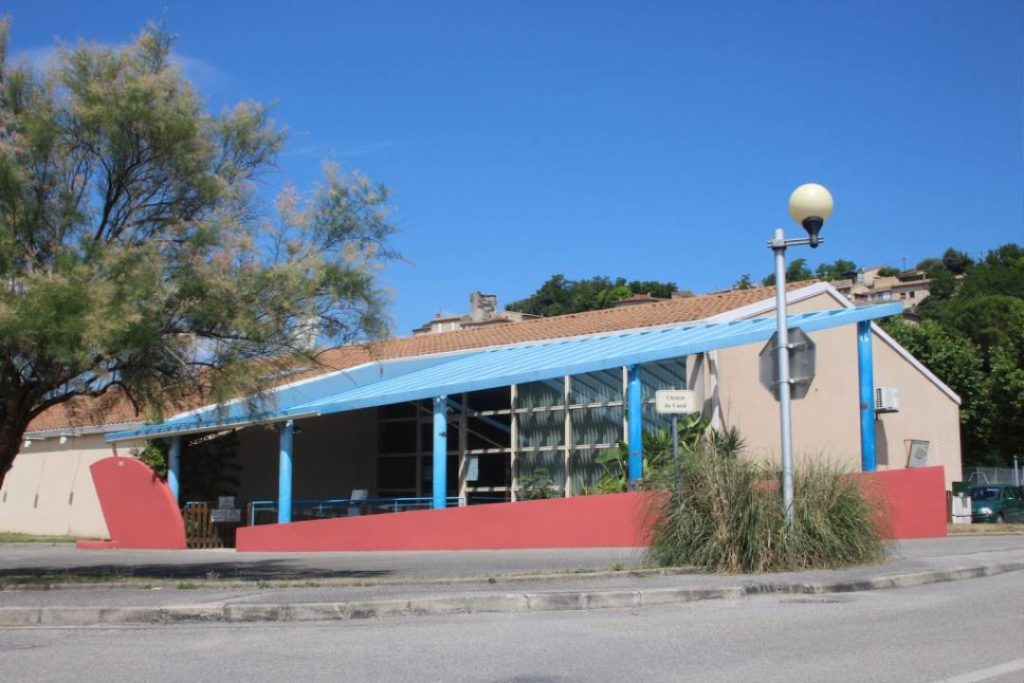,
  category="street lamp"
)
[771,182,834,524]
